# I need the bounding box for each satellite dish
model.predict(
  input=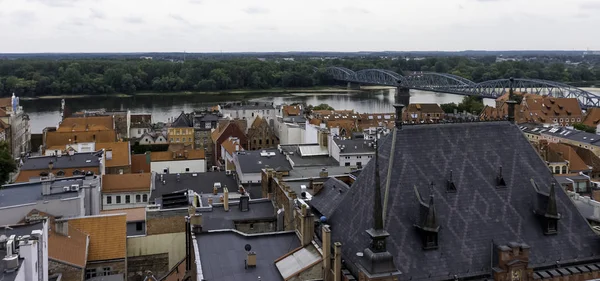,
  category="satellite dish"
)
[244,244,252,252]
